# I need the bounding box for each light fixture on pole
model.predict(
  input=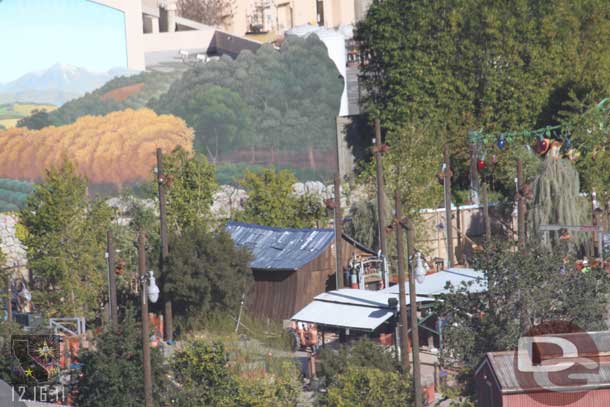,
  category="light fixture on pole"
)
[146,271,160,304]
